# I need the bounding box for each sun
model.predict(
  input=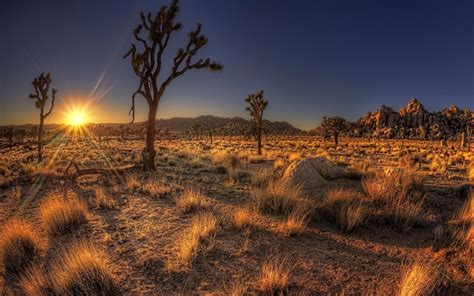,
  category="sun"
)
[67,109,88,126]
